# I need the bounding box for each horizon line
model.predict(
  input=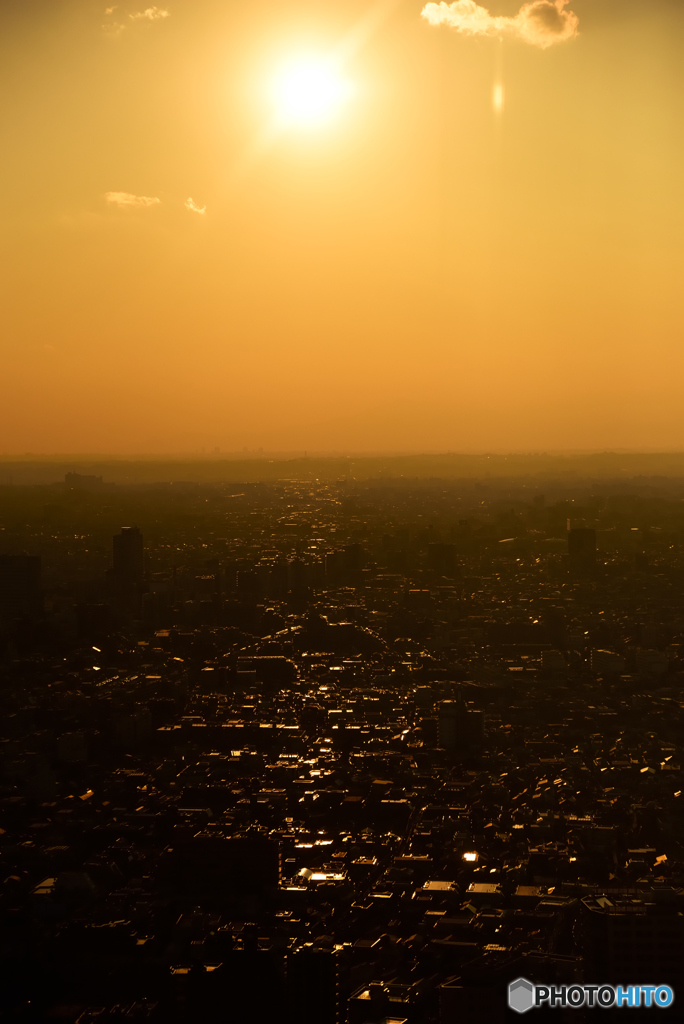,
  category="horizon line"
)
[2,449,684,462]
